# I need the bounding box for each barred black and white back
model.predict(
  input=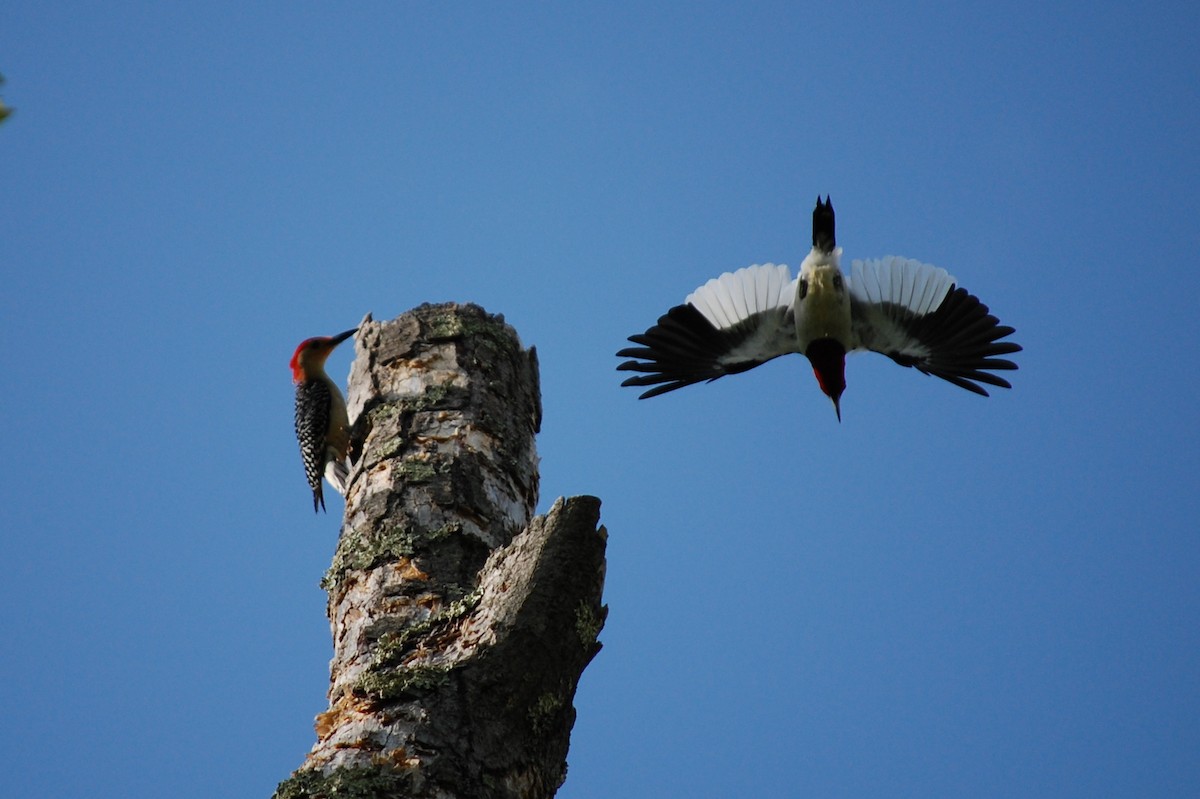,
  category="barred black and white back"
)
[294,379,351,513]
